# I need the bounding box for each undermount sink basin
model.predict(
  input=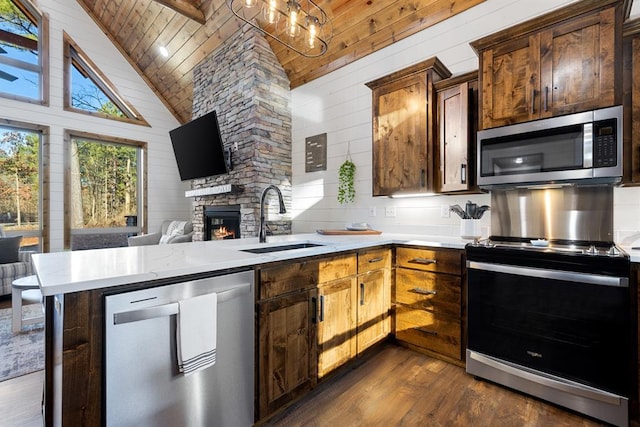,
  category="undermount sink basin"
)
[241,242,324,254]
